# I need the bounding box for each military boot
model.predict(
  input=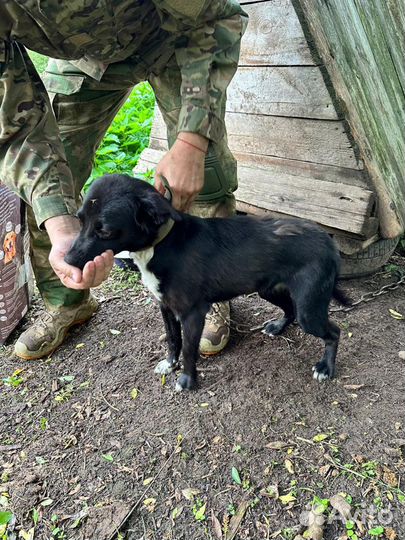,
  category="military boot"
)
[14,295,98,360]
[200,301,230,355]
